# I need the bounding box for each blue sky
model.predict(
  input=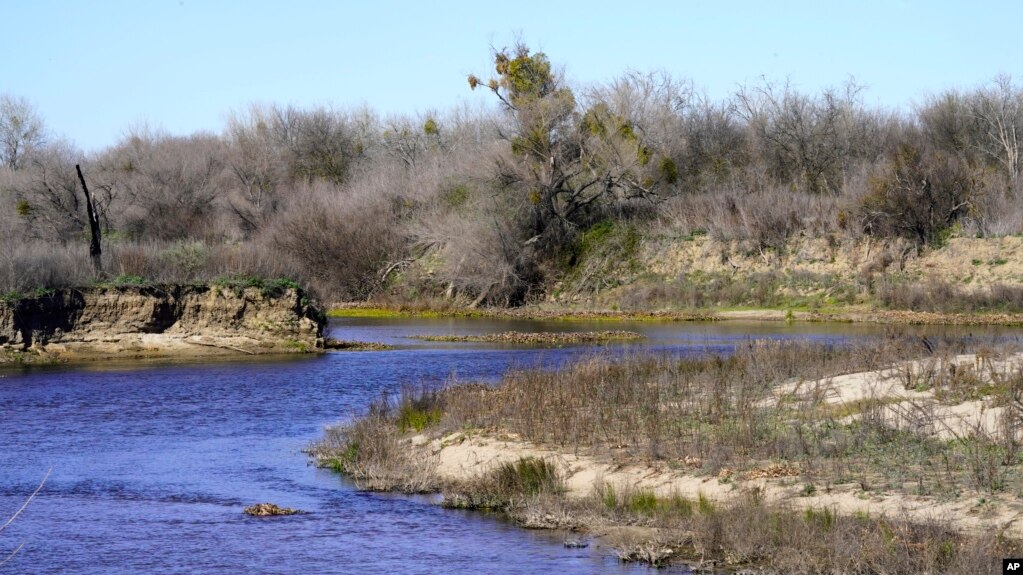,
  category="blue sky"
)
[3,0,1021,152]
